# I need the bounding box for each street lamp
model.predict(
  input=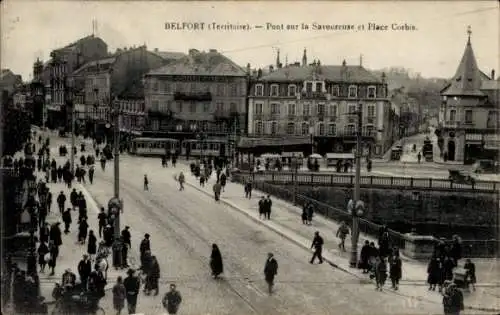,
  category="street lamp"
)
[65,78,76,175]
[110,96,123,268]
